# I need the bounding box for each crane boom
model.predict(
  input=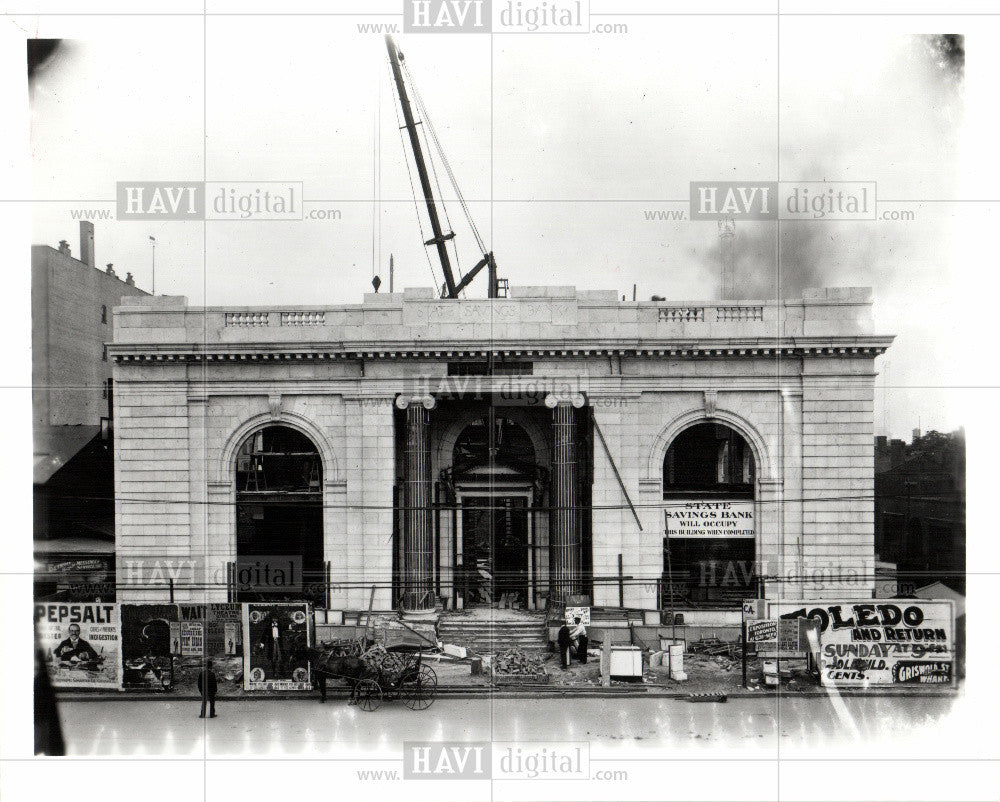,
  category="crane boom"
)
[385,35,459,298]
